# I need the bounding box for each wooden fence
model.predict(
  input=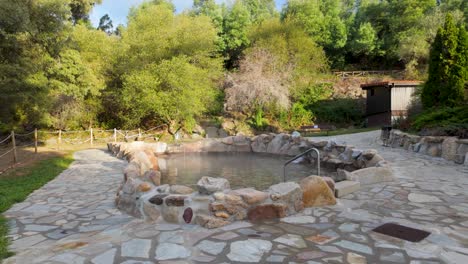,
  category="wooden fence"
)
[0,126,166,173]
[333,70,404,78]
